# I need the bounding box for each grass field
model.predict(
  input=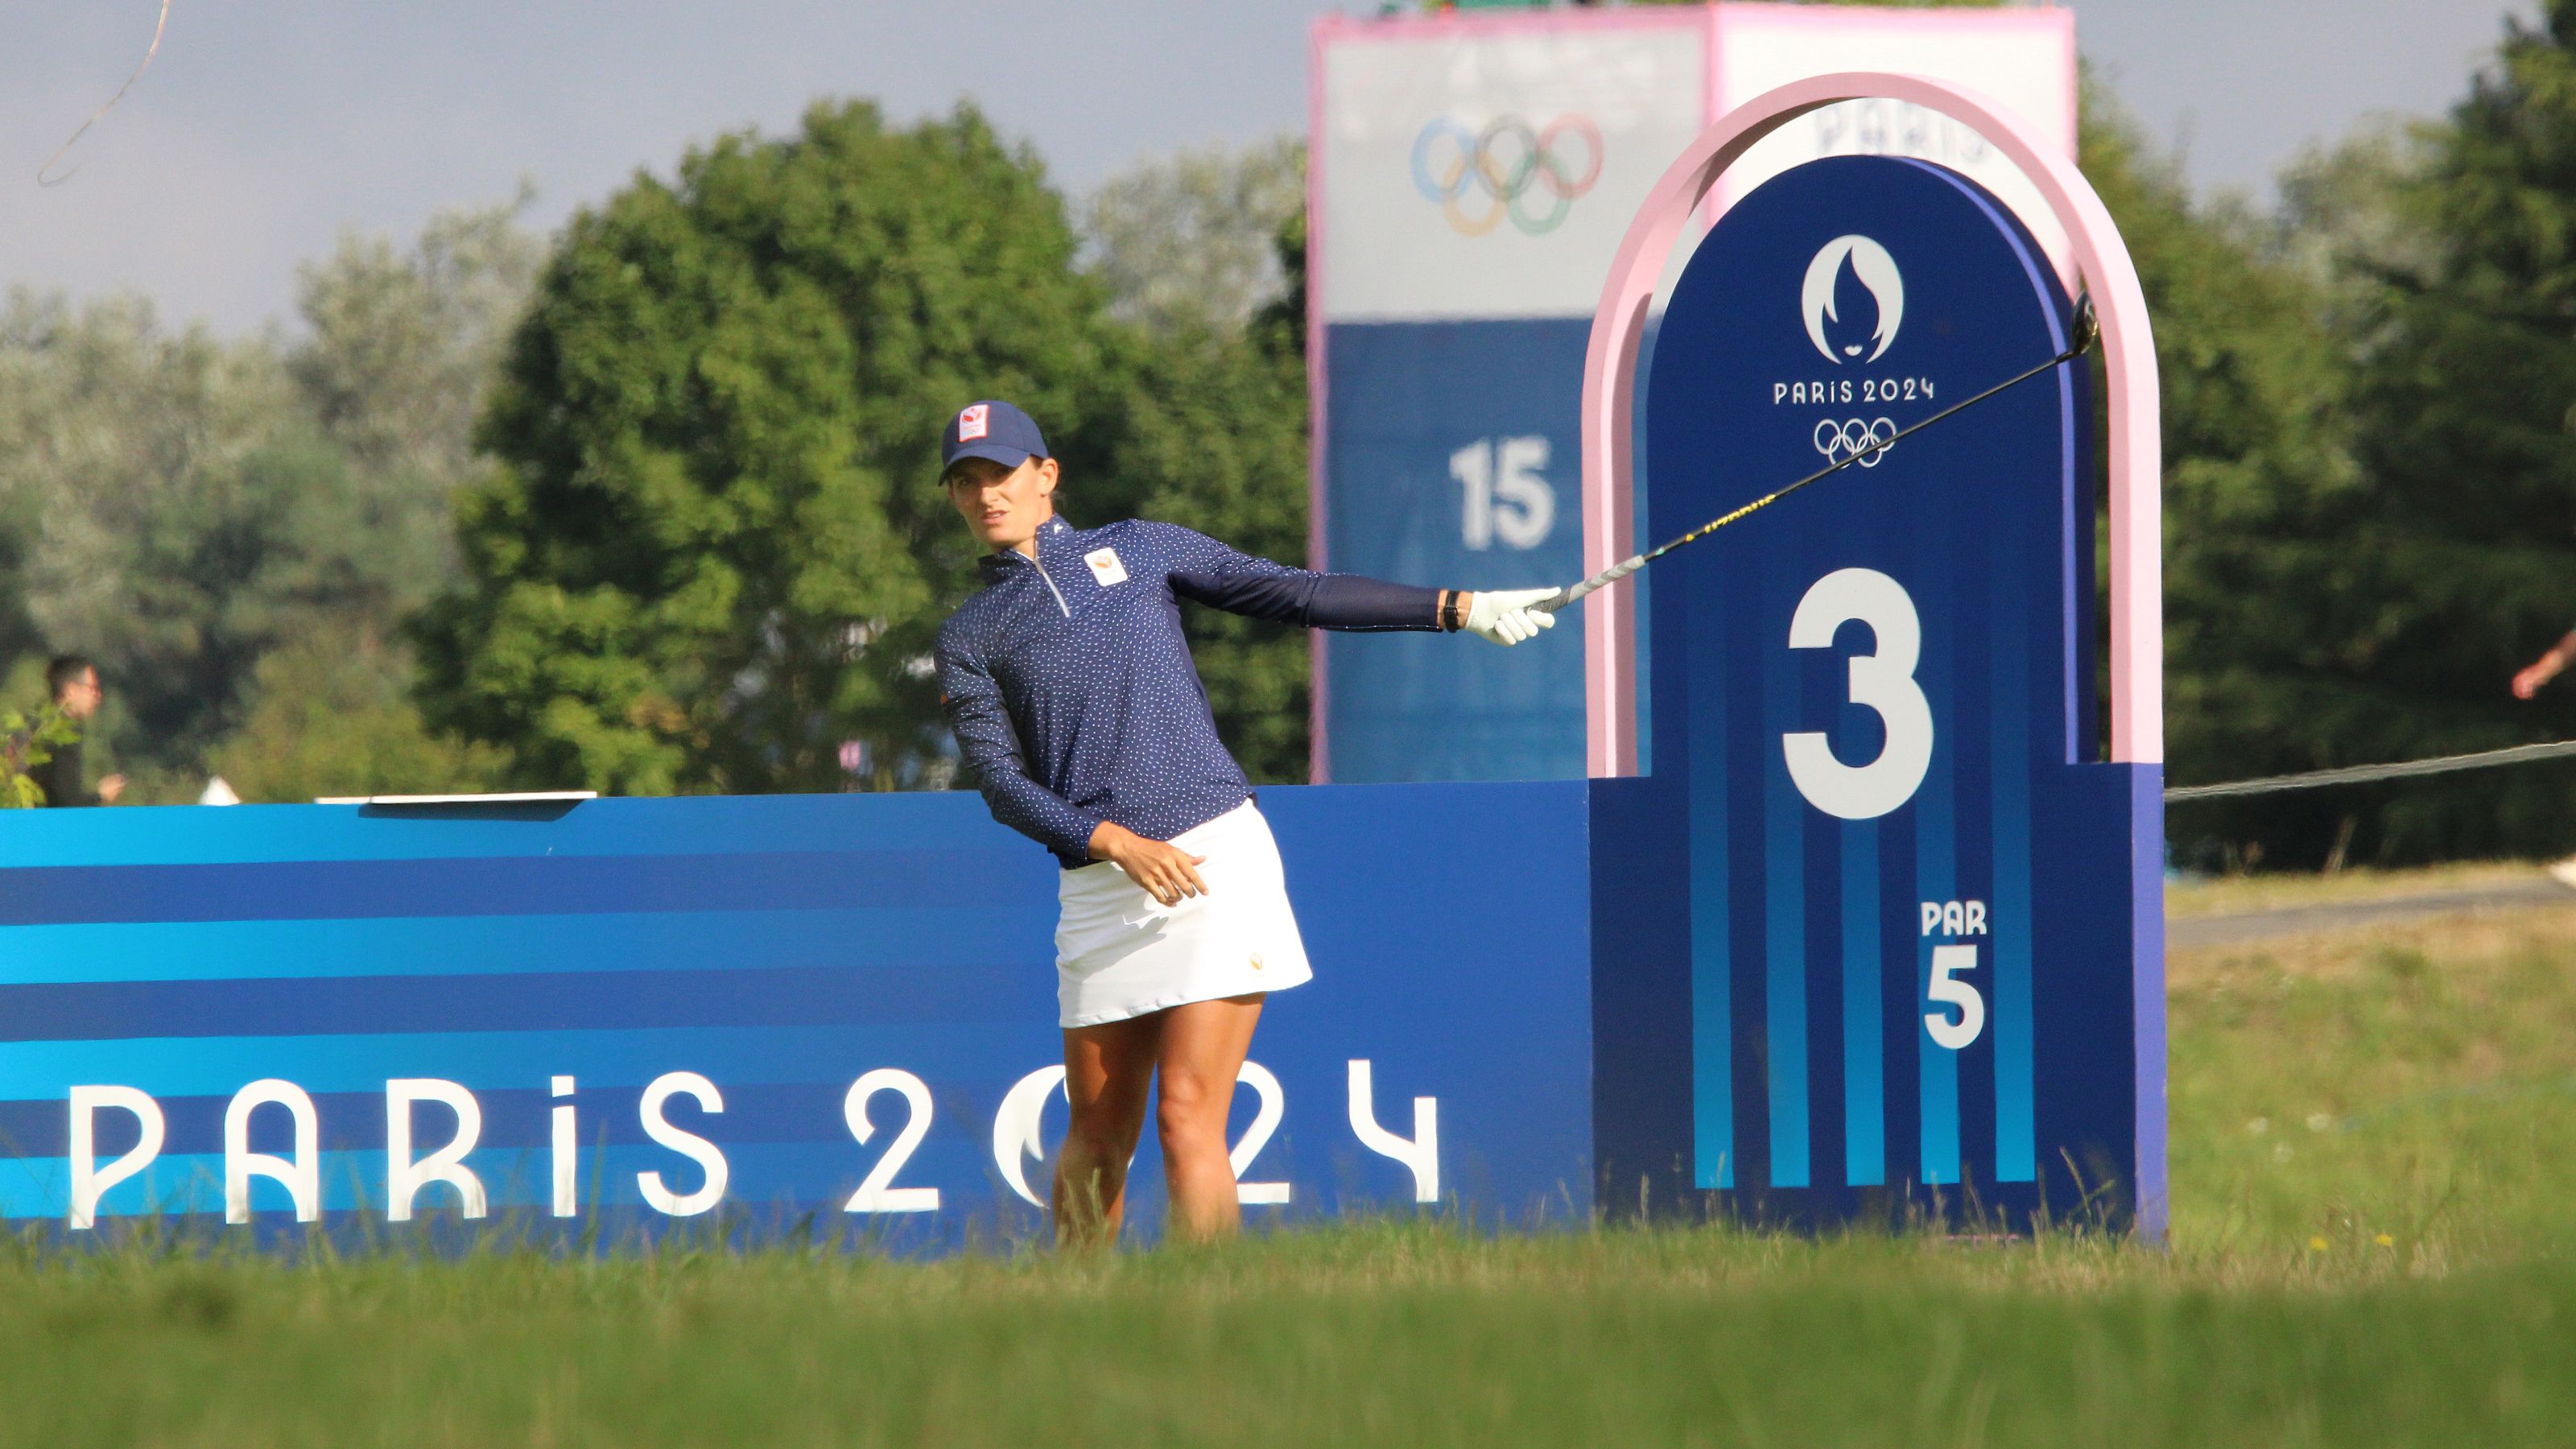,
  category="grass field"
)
[2162,857,2550,918]
[10,882,2576,1446]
